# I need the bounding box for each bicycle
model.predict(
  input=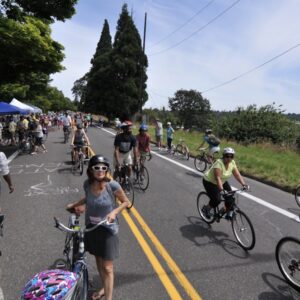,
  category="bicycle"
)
[196,188,256,250]
[172,138,190,160]
[114,164,134,209]
[276,236,300,291]
[133,153,151,191]
[71,146,85,176]
[194,147,218,172]
[21,215,108,299]
[0,214,4,257]
[63,126,71,143]
[295,186,300,207]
